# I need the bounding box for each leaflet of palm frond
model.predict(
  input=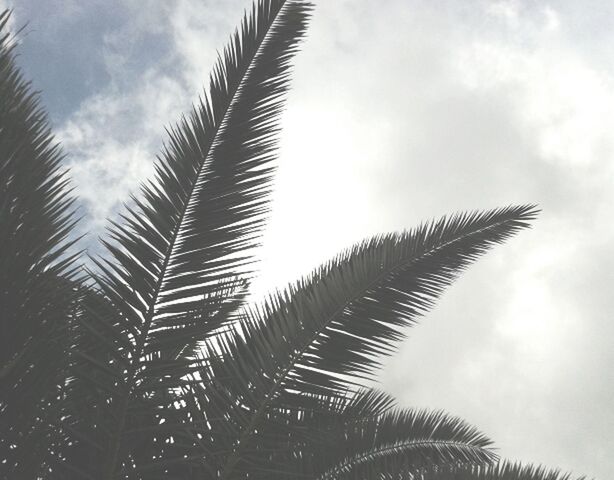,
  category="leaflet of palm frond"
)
[0,9,81,478]
[64,1,313,477]
[203,204,537,478]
